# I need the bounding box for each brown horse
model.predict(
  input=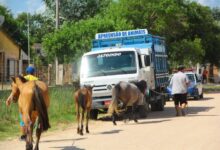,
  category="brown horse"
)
[6,75,50,150]
[74,85,93,135]
[108,80,147,125]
